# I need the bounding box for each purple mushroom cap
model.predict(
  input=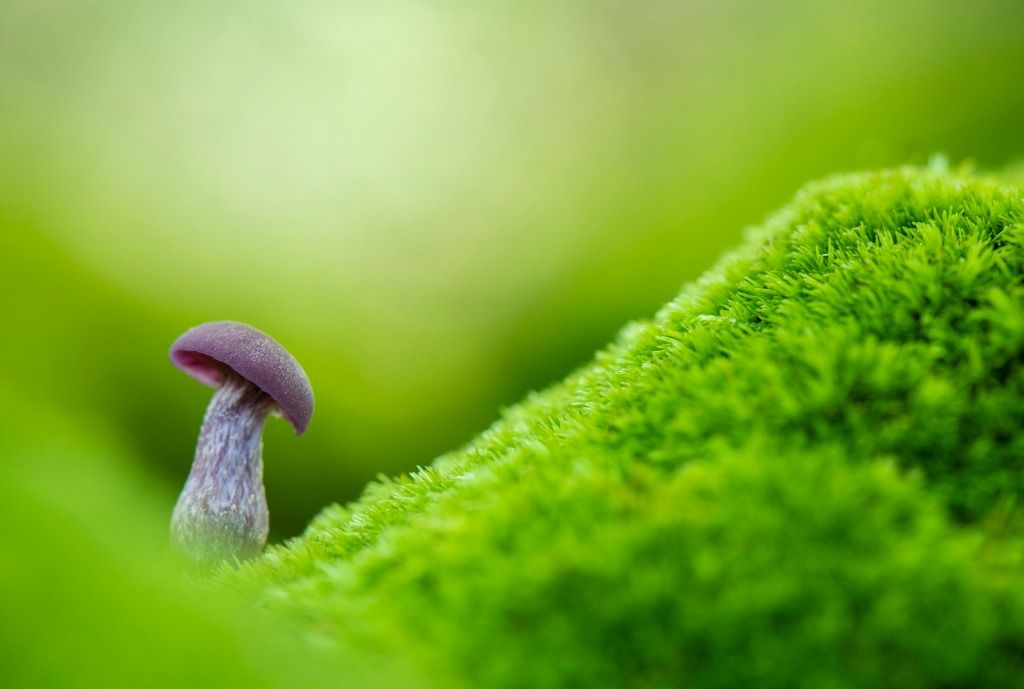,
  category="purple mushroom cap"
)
[170,321,314,434]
